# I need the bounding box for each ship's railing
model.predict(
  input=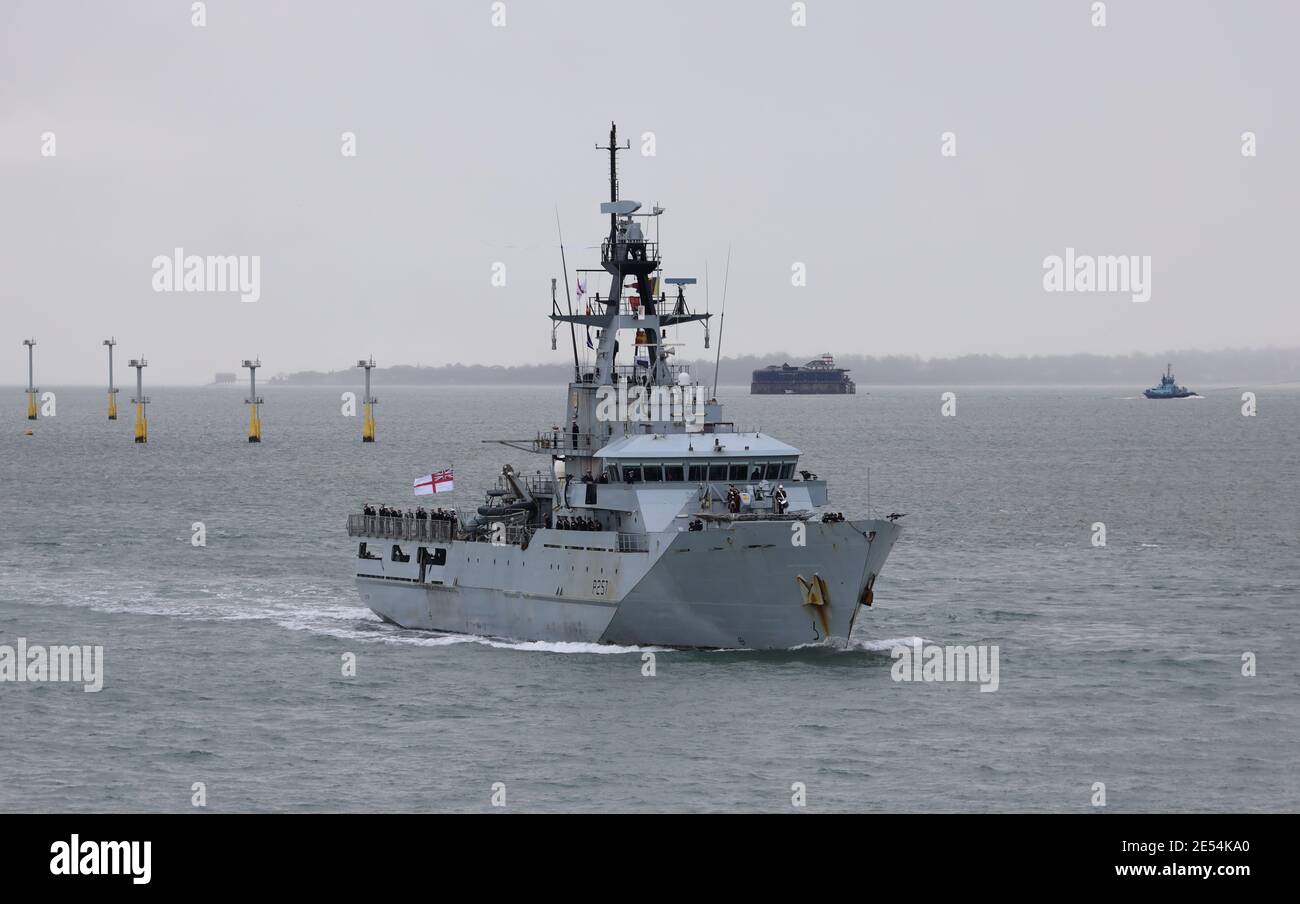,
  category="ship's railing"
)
[600,239,659,265]
[534,429,603,452]
[585,294,673,320]
[495,472,557,496]
[347,514,649,553]
[574,365,697,387]
[617,532,650,553]
[611,364,695,384]
[347,514,457,543]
